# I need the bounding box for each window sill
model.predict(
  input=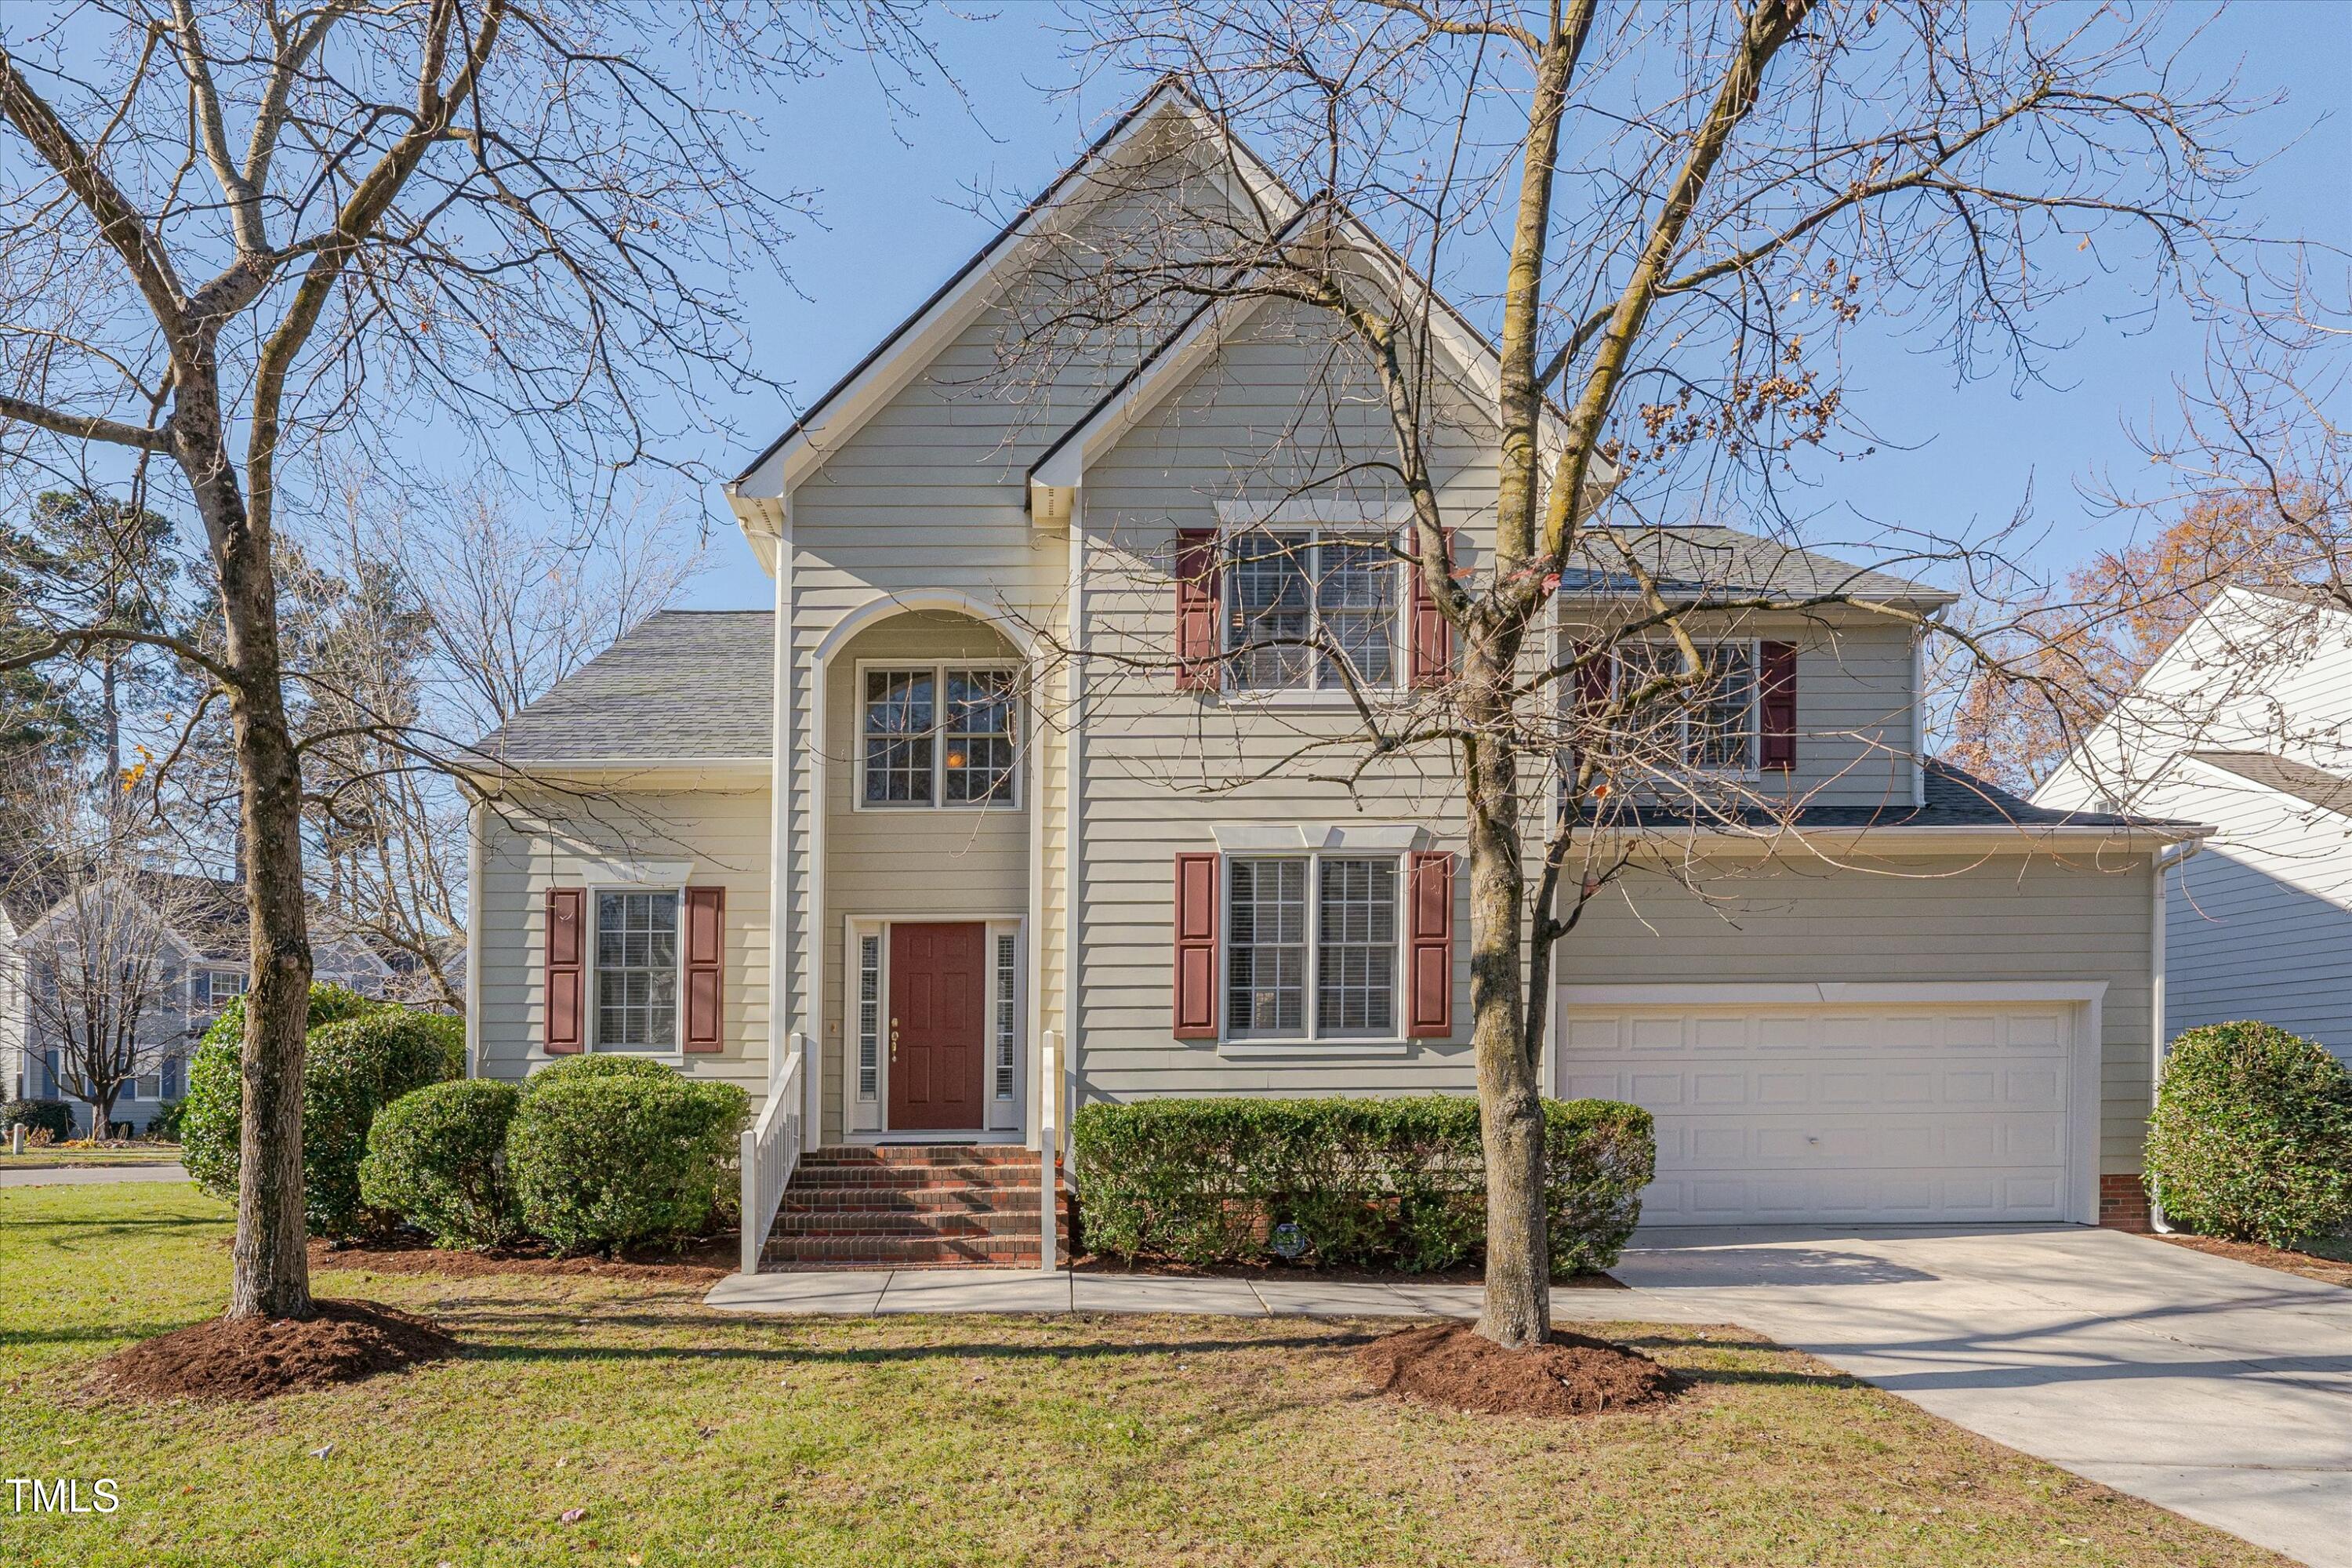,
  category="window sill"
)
[1213,1040,1416,1058]
[1216,688,1397,711]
